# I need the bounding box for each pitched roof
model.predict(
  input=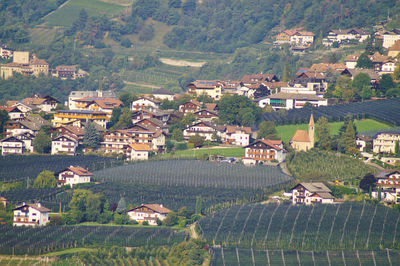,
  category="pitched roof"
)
[187,121,225,131]
[13,203,50,212]
[0,135,24,143]
[188,80,221,89]
[309,63,346,73]
[291,130,310,142]
[294,182,331,193]
[74,97,123,109]
[369,52,389,63]
[52,134,79,142]
[241,74,278,84]
[128,204,172,214]
[152,87,174,95]
[245,139,282,150]
[205,103,217,111]
[225,125,252,134]
[129,143,153,151]
[66,166,92,176]
[309,114,315,126]
[310,192,335,199]
[346,69,379,80]
[344,54,359,62]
